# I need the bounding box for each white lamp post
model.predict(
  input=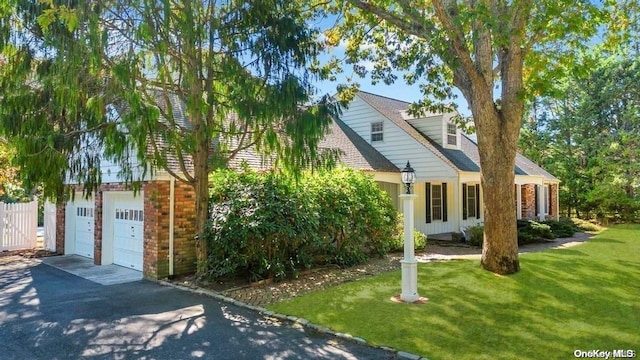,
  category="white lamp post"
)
[400,161,419,302]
